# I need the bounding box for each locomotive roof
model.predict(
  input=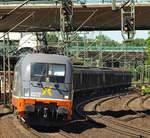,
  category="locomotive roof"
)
[73,65,112,70]
[73,66,131,73]
[73,66,112,72]
[16,53,72,65]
